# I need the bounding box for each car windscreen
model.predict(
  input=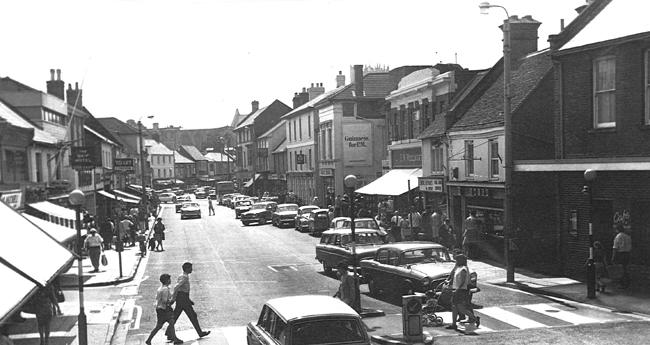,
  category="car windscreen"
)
[277,205,298,212]
[400,247,453,264]
[342,219,379,230]
[340,232,382,246]
[184,203,199,208]
[251,203,267,210]
[291,318,366,345]
[238,201,252,206]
